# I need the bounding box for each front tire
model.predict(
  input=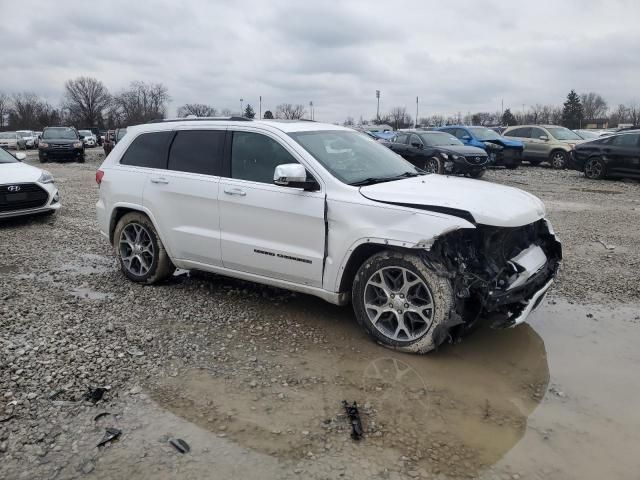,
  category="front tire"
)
[423,156,444,174]
[352,251,454,354]
[549,150,568,169]
[468,169,485,178]
[584,157,606,179]
[113,212,175,284]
